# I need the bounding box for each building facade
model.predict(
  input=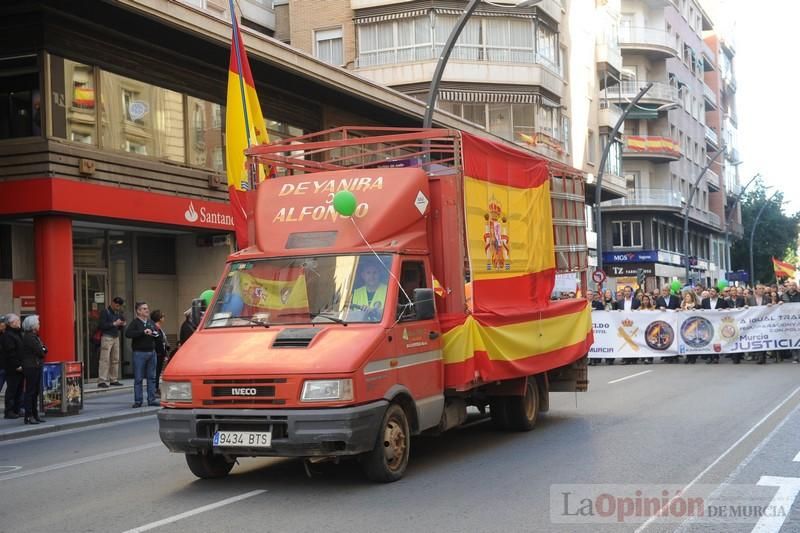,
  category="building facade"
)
[595,0,741,290]
[0,0,510,380]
